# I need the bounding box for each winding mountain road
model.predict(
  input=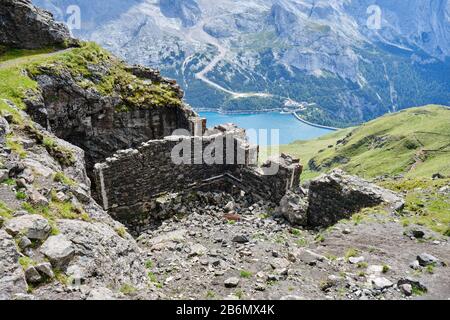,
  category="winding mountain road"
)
[185,19,274,99]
